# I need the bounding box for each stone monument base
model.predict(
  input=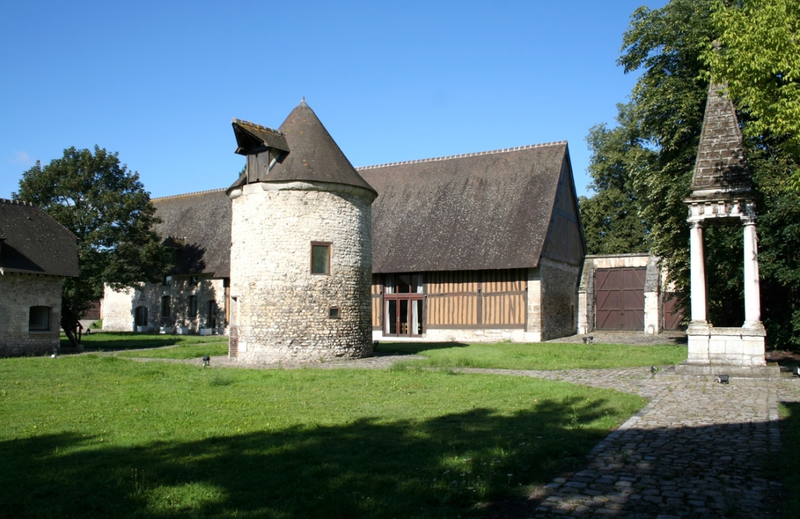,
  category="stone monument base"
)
[675,322,779,378]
